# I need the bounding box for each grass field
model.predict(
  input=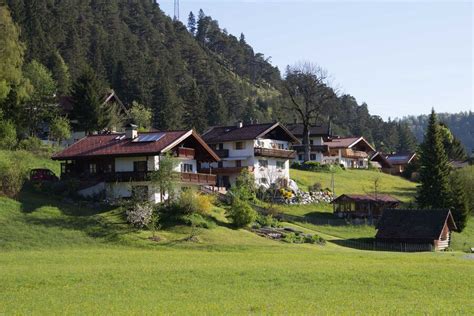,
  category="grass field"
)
[290,168,418,203]
[1,153,473,314]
